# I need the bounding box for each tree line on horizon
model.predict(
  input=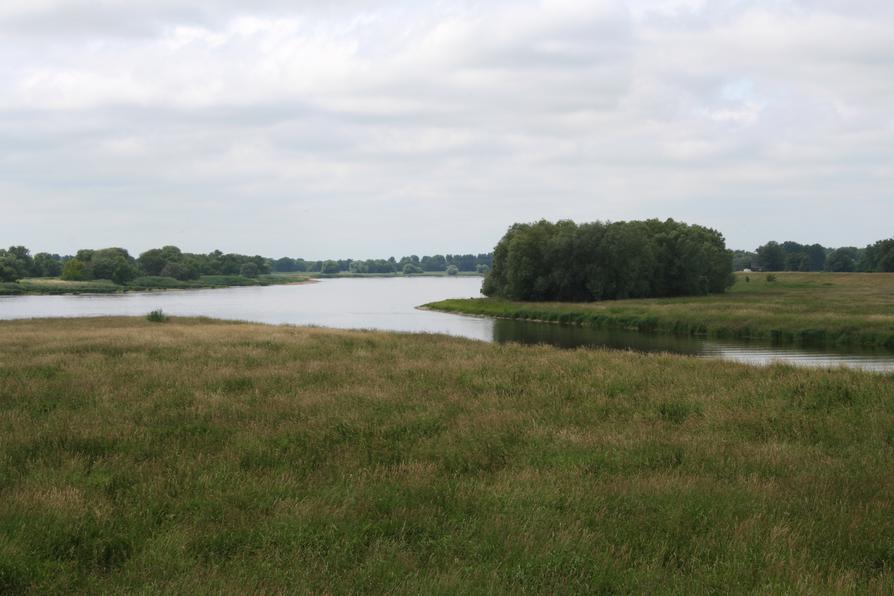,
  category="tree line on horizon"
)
[483,219,735,301]
[0,245,494,284]
[734,238,894,273]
